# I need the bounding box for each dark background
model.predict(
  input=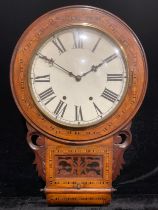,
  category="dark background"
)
[0,0,158,198]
